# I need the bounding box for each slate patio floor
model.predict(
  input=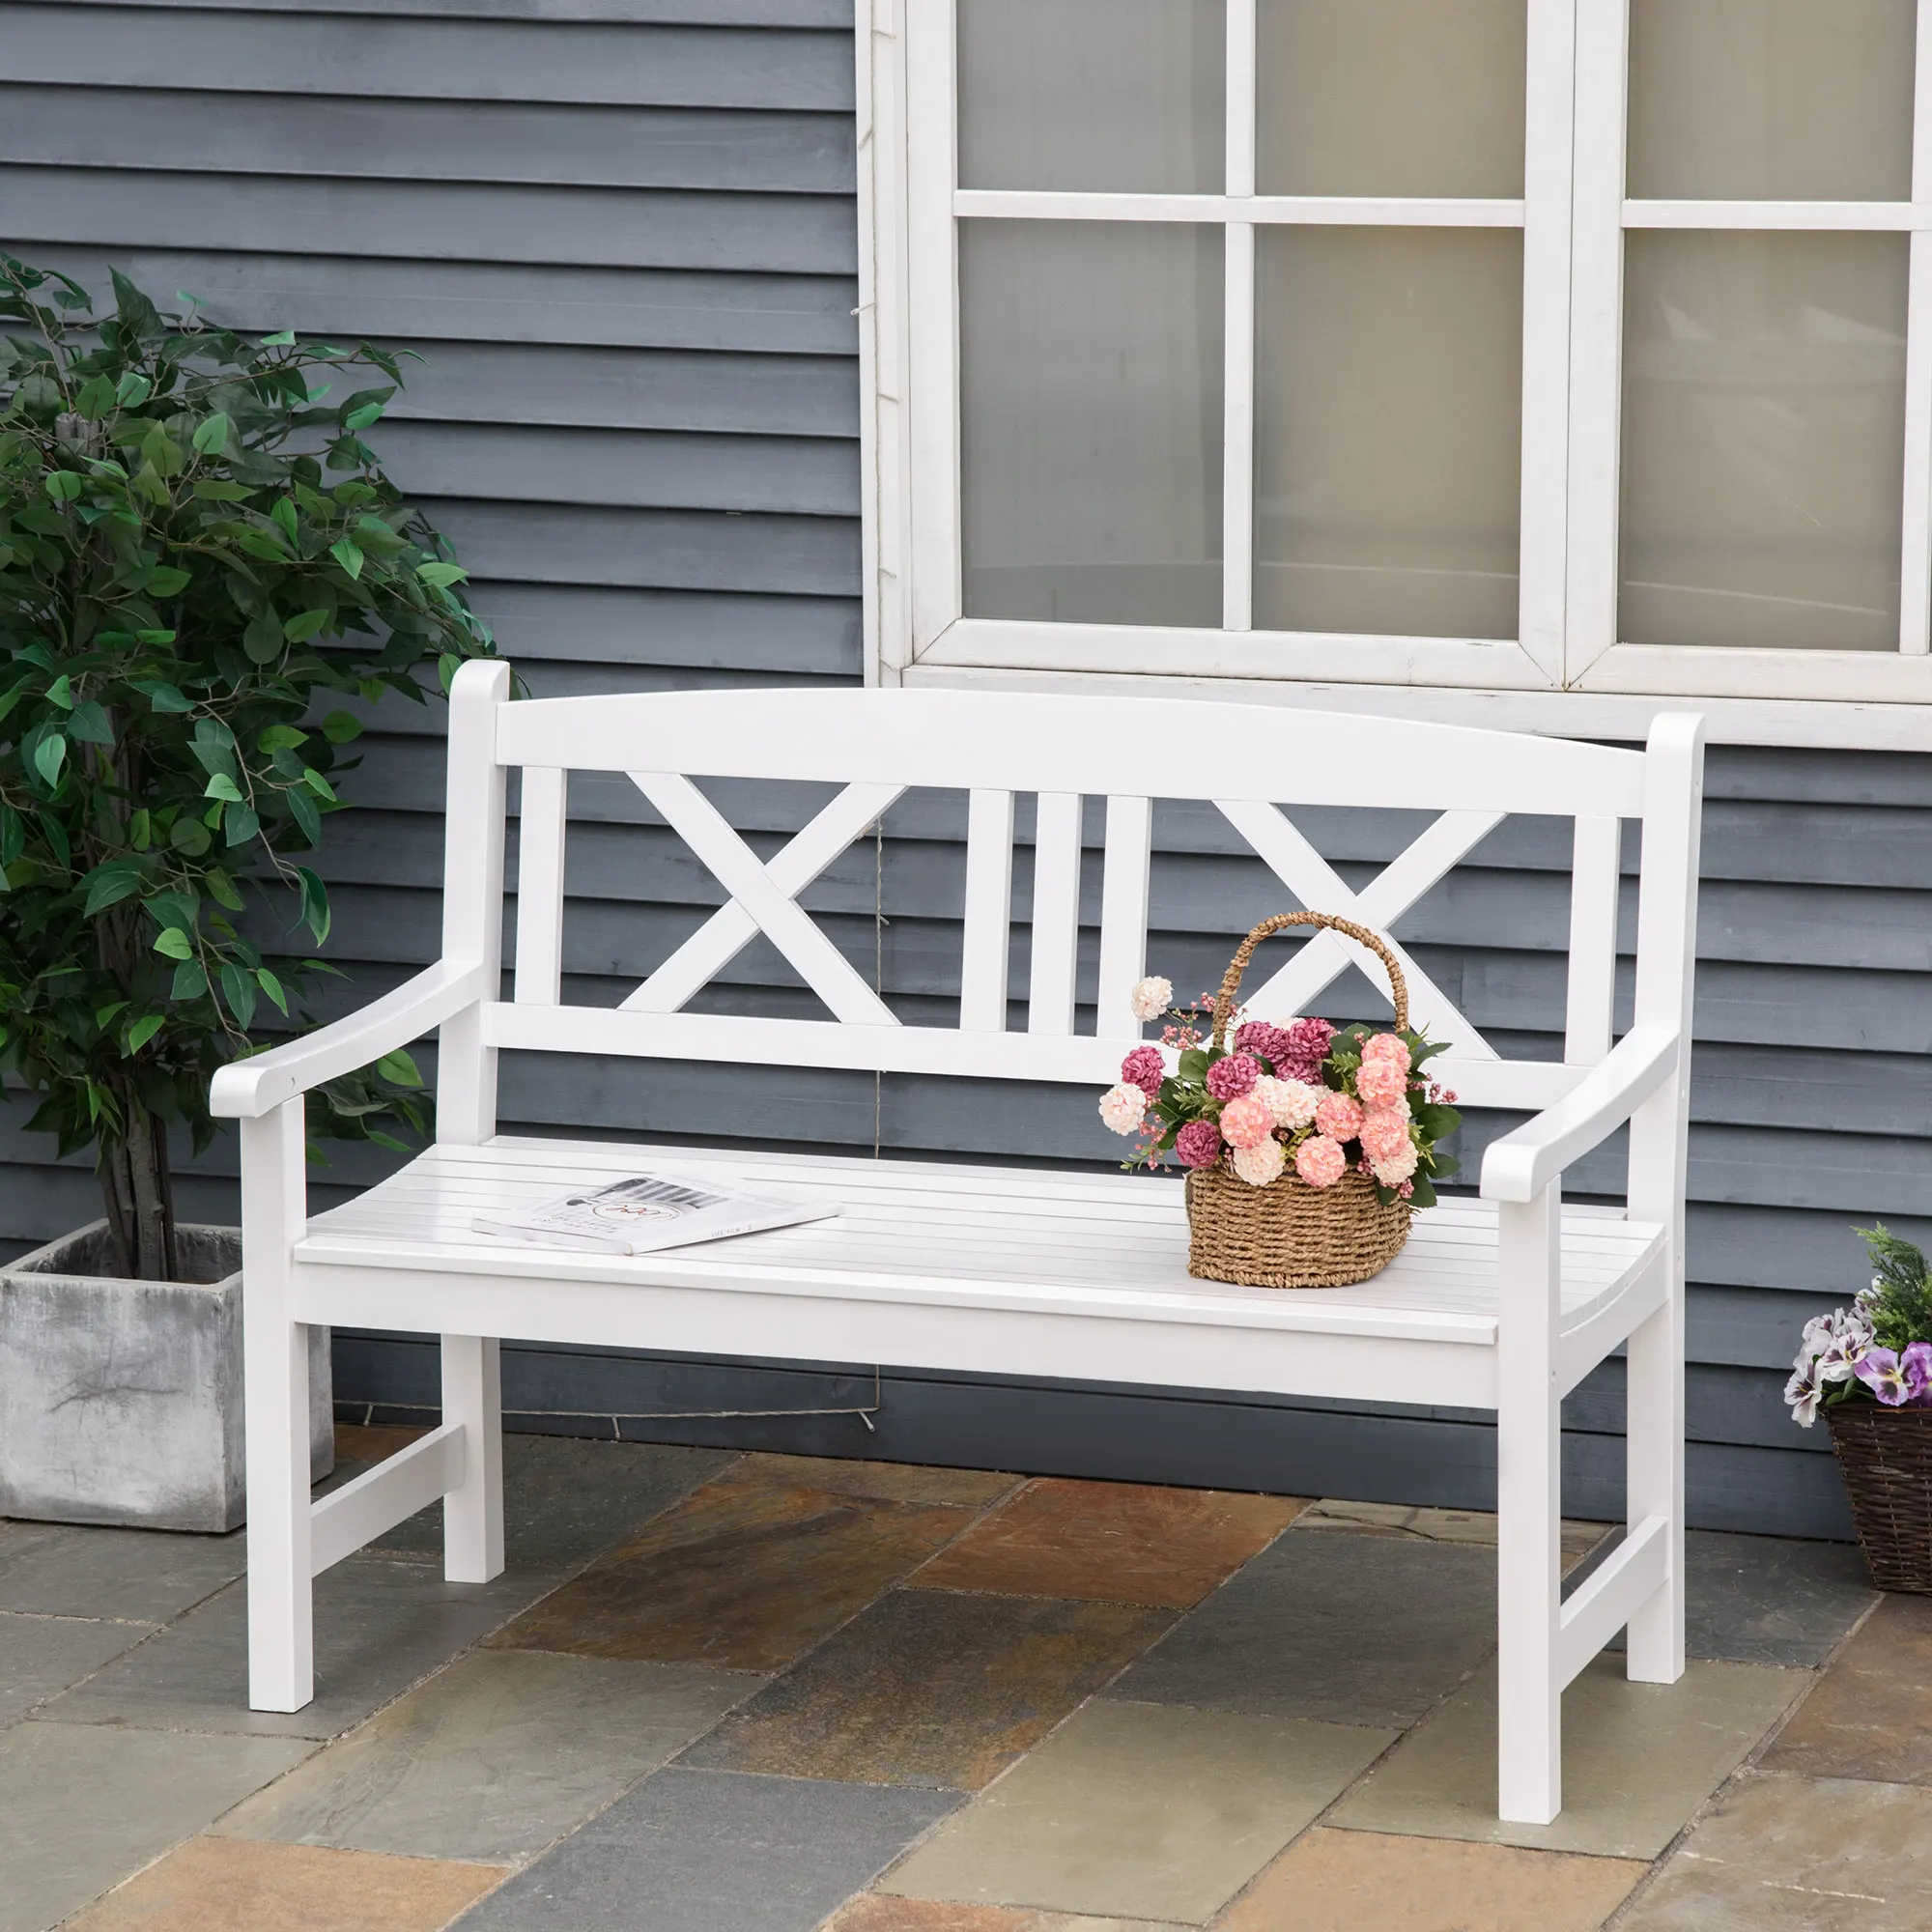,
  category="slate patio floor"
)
[0,1425,1912,1931]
